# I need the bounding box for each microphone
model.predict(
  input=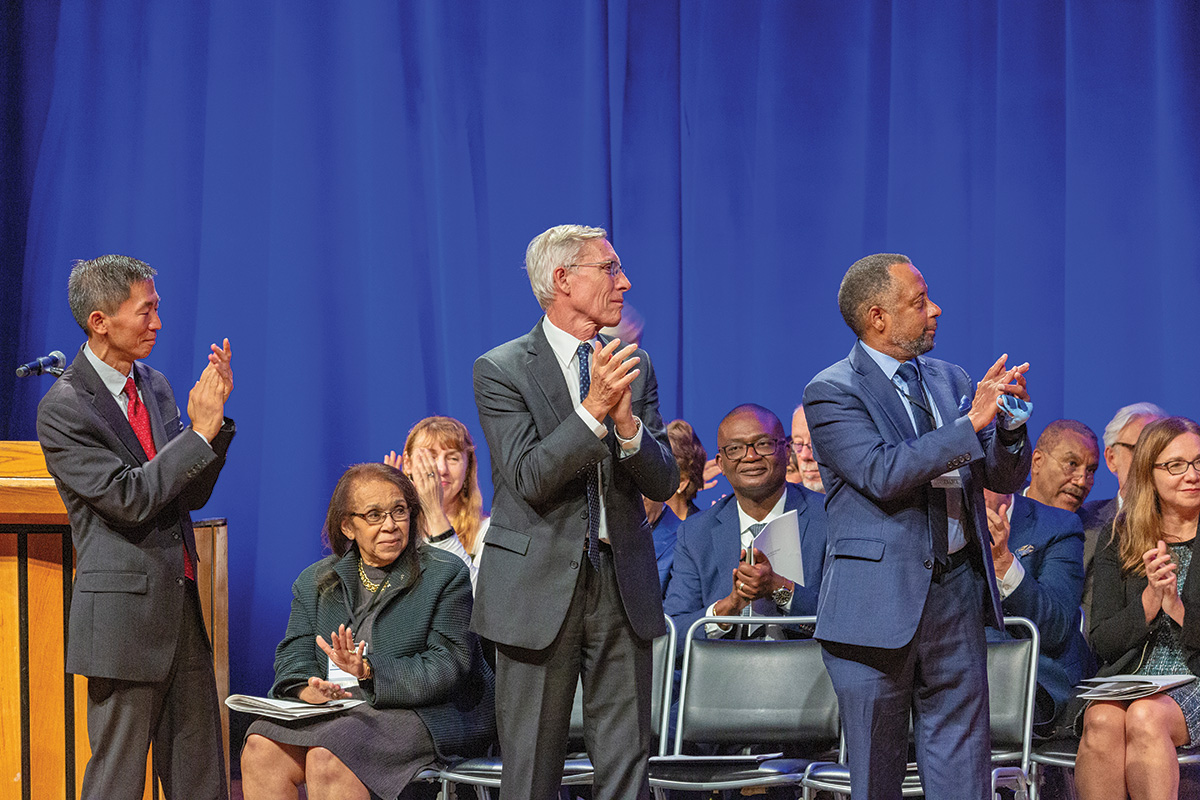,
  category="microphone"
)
[15,350,66,378]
